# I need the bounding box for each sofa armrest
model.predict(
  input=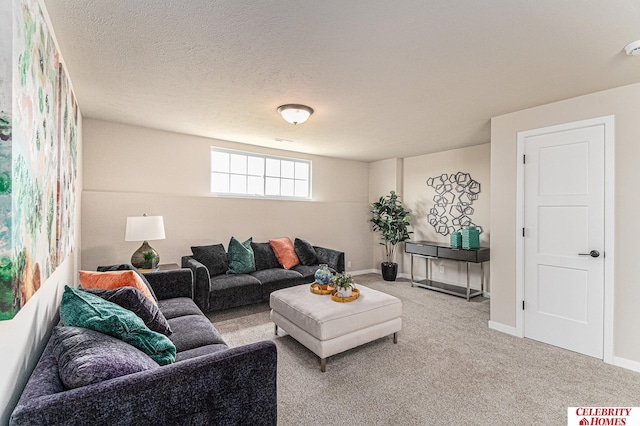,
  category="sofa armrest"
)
[181,256,211,311]
[142,269,193,300]
[10,340,277,426]
[314,246,345,273]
